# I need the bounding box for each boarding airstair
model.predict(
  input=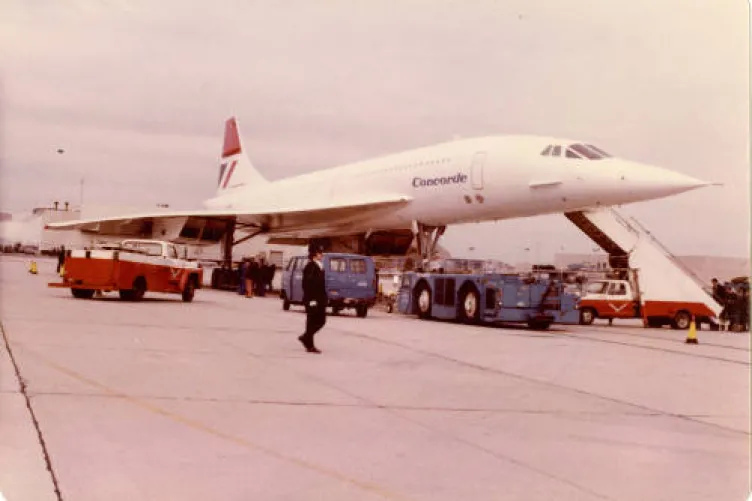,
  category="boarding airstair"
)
[565,208,723,318]
[564,211,629,269]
